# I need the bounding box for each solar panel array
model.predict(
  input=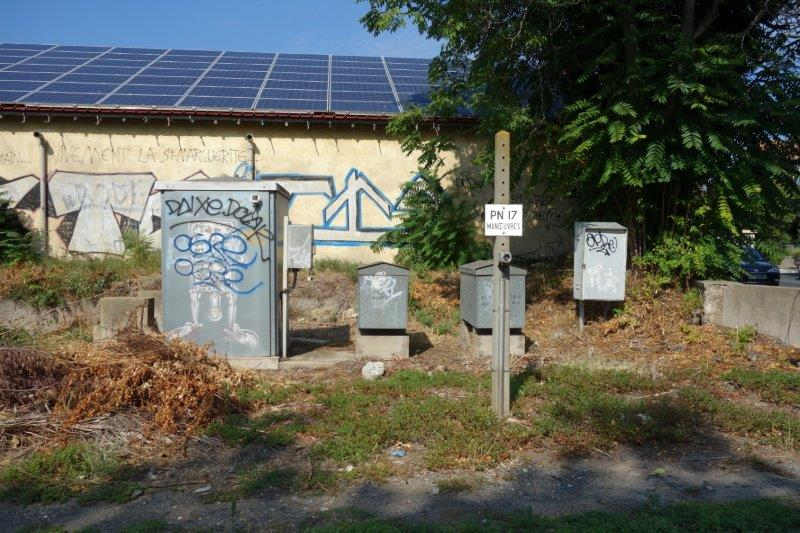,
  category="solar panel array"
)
[0,43,433,114]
